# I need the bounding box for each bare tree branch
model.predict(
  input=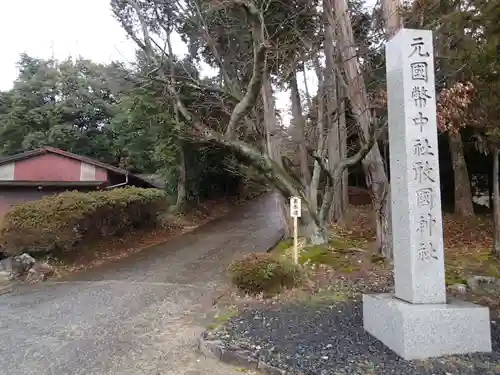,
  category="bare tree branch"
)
[124,0,154,59]
[225,42,267,138]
